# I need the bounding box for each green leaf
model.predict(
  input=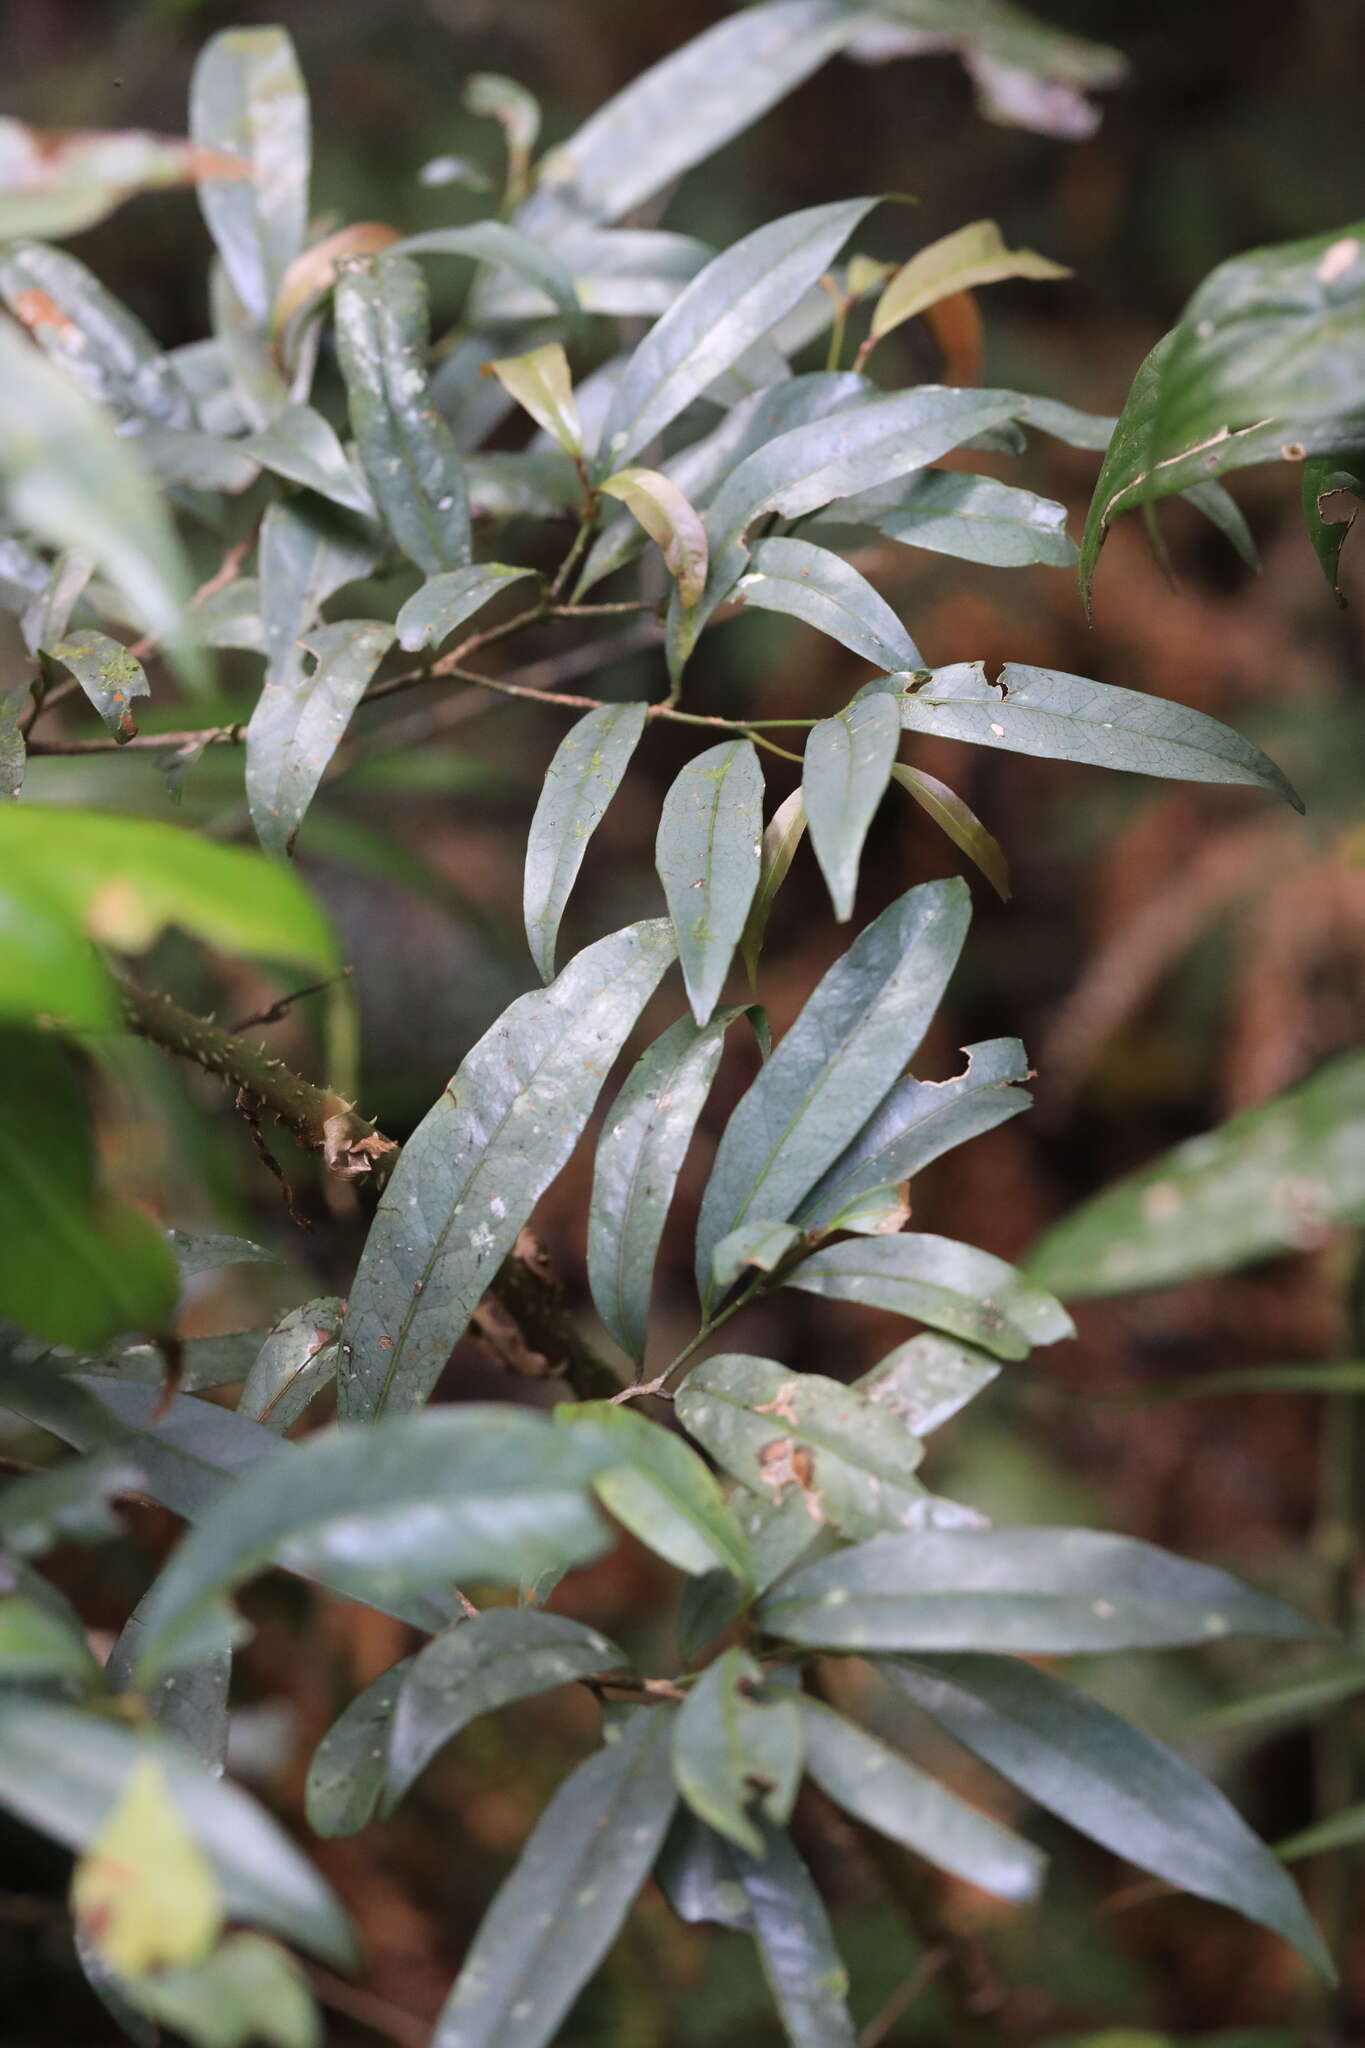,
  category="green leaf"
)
[856,1331,1001,1437]
[739,535,922,671]
[656,739,764,1026]
[785,1232,1073,1360]
[740,787,806,984]
[893,661,1302,809]
[886,1653,1332,1977]
[0,859,118,1034]
[597,200,876,473]
[677,1354,928,1541]
[257,495,381,693]
[338,918,675,1417]
[891,761,1012,900]
[129,1405,612,1683]
[0,241,193,429]
[394,224,579,327]
[0,1030,179,1350]
[304,1656,416,1839]
[559,1401,754,1583]
[240,404,375,516]
[48,629,150,744]
[523,701,649,982]
[430,1708,677,2048]
[127,1932,321,2048]
[798,1694,1045,1901]
[236,1298,343,1434]
[334,252,471,573]
[1301,453,1365,602]
[802,691,900,921]
[194,579,265,652]
[848,468,1077,569]
[695,877,970,1308]
[1026,1050,1365,1299]
[0,1448,136,1556]
[760,1526,1321,1655]
[601,468,708,608]
[671,1648,803,1854]
[0,1700,354,1966]
[0,1593,102,1685]
[106,1603,231,1771]
[1279,1802,1365,1862]
[190,28,311,329]
[1191,1657,1365,1733]
[386,1609,626,1816]
[486,342,583,456]
[395,562,539,653]
[465,70,540,165]
[246,617,395,855]
[587,1008,737,1363]
[0,118,246,242]
[870,218,1069,343]
[711,1219,803,1293]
